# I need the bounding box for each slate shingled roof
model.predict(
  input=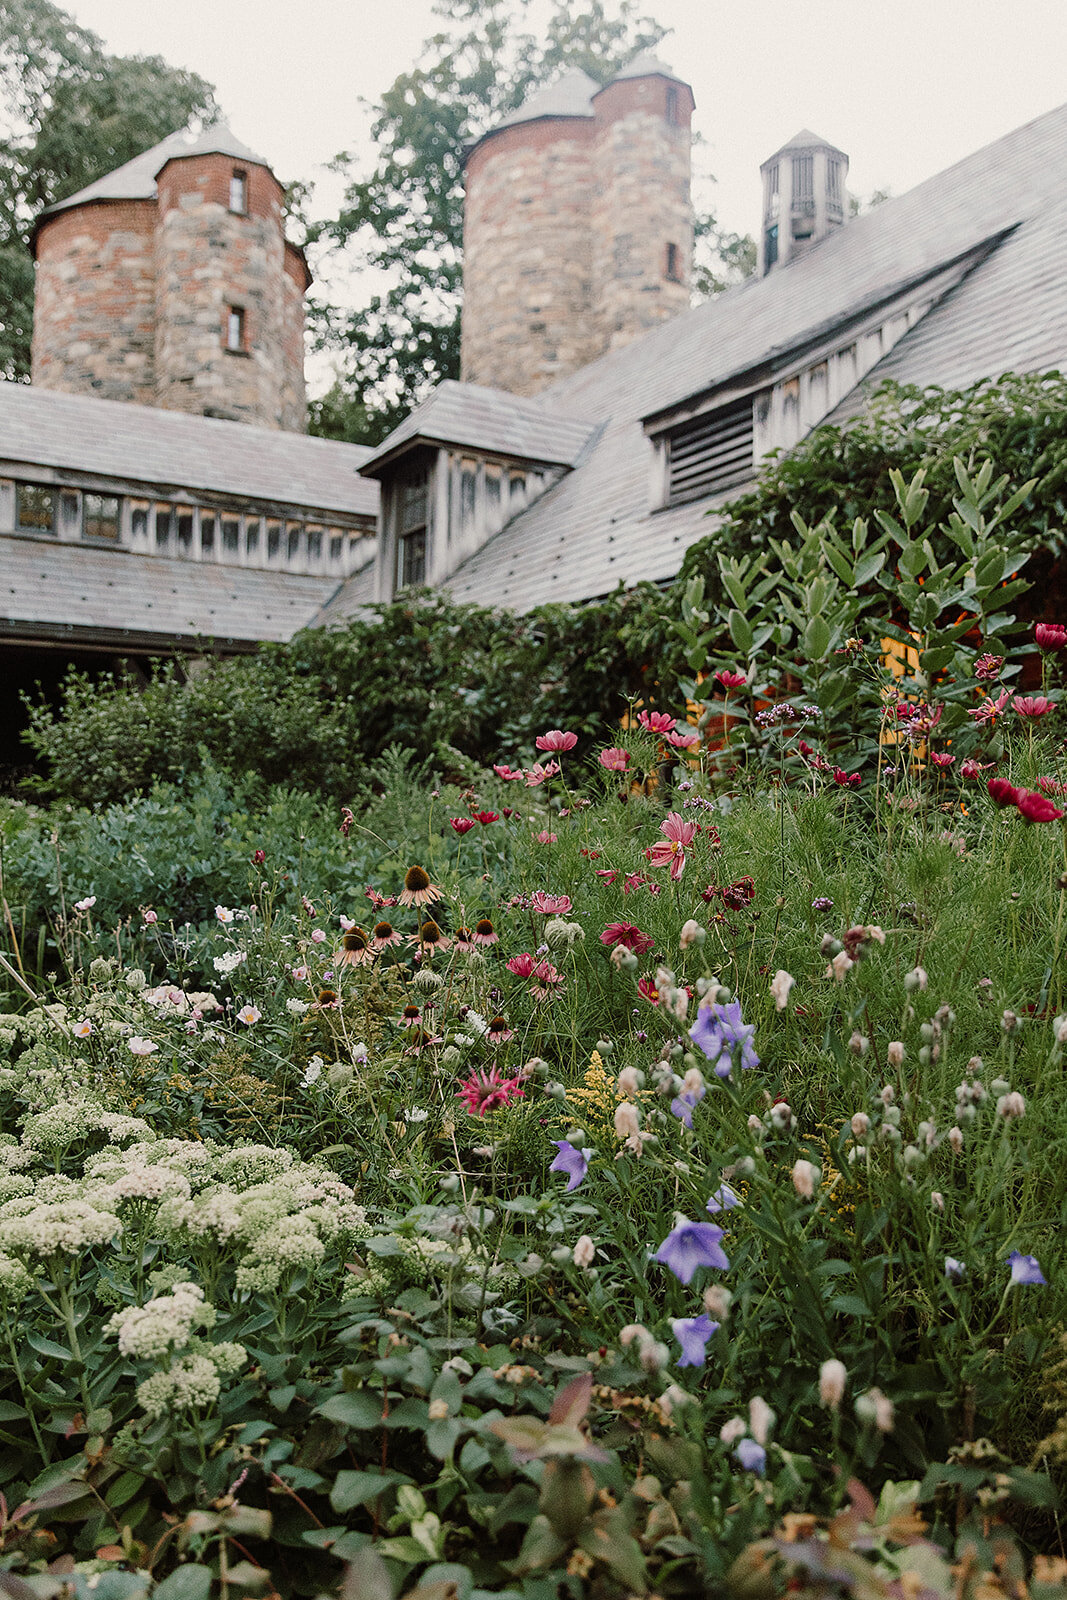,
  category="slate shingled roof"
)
[396,99,1067,613]
[0,382,377,520]
[358,380,598,475]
